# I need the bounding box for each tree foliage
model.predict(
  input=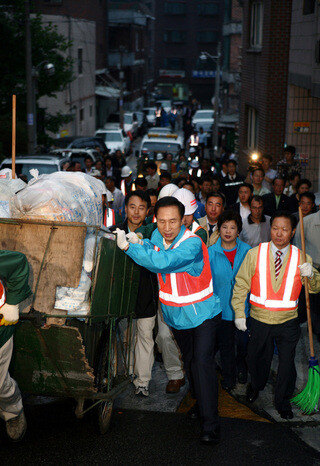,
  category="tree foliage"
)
[0,0,74,154]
